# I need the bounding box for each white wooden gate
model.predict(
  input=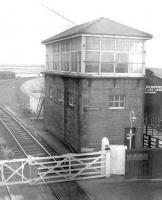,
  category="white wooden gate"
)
[0,151,109,186]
